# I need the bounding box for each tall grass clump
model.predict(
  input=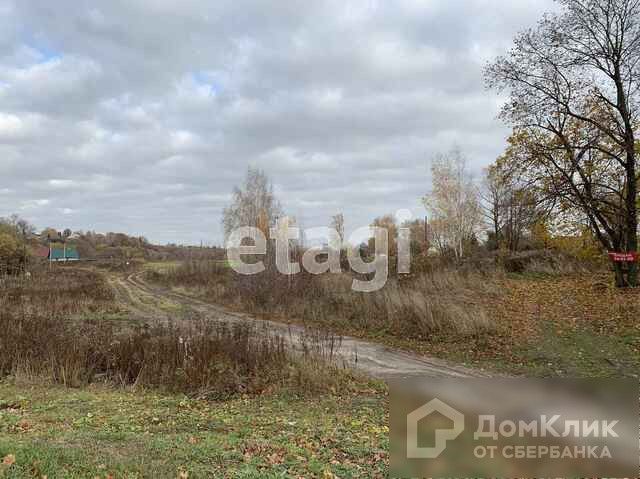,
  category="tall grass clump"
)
[0,268,115,317]
[0,311,357,398]
[149,259,500,340]
[292,269,498,339]
[145,260,226,288]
